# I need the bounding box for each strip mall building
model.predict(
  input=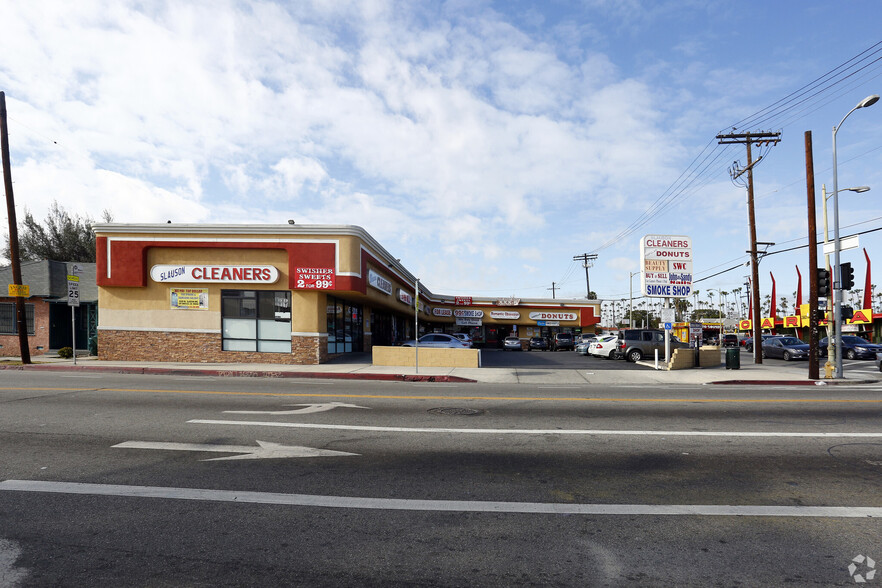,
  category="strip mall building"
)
[93,224,601,364]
